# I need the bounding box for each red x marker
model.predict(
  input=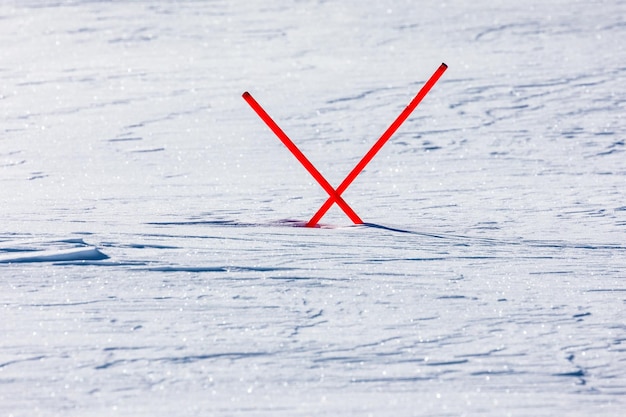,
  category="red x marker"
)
[243,62,447,227]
